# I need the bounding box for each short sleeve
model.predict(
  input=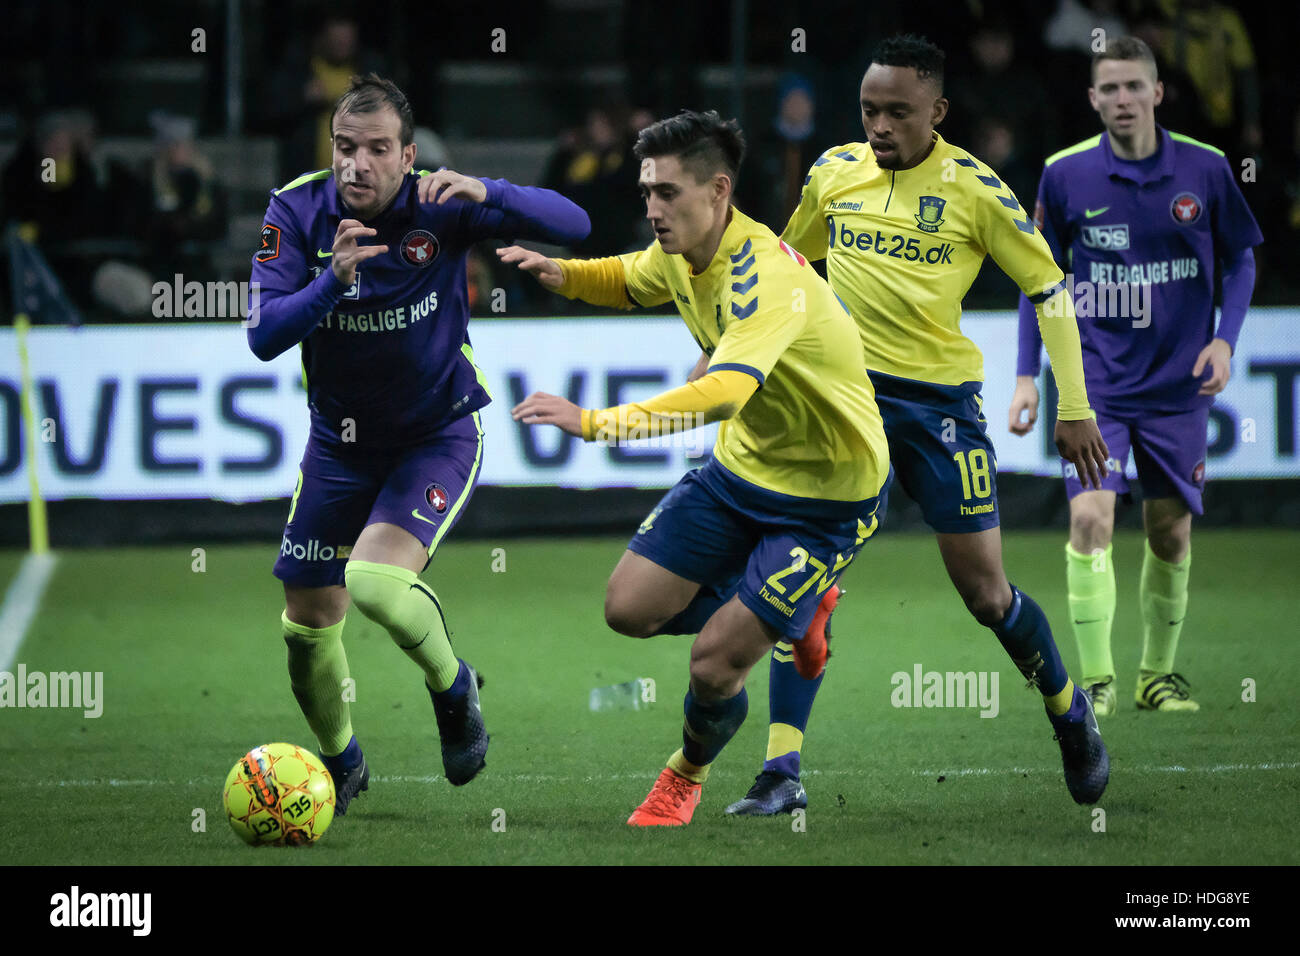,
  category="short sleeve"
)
[978,166,1066,299]
[1032,165,1070,273]
[1210,156,1264,261]
[707,295,810,387]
